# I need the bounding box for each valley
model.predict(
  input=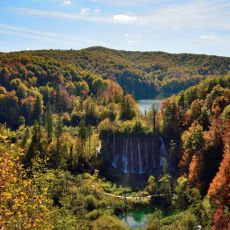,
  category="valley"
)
[0,48,229,230]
